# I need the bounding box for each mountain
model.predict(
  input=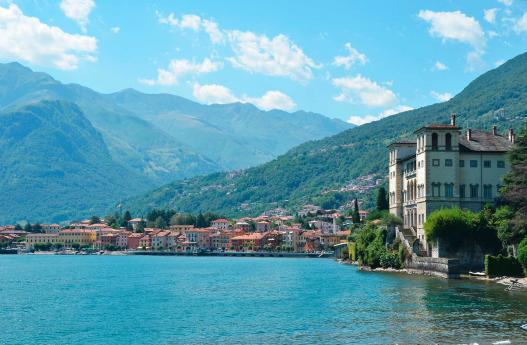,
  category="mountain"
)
[0,62,349,222]
[107,89,351,169]
[127,51,527,216]
[0,100,149,223]
[0,62,350,175]
[0,62,219,185]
